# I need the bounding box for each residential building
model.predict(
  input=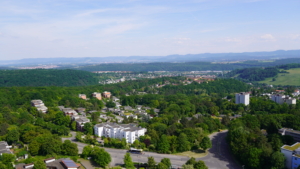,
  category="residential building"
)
[112,96,120,102]
[31,100,48,113]
[271,94,296,105]
[62,108,78,117]
[75,116,90,131]
[78,94,86,100]
[15,158,80,169]
[92,92,102,100]
[102,91,111,98]
[281,142,300,169]
[279,128,300,142]
[235,92,250,105]
[76,107,86,114]
[0,141,12,155]
[94,122,146,143]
